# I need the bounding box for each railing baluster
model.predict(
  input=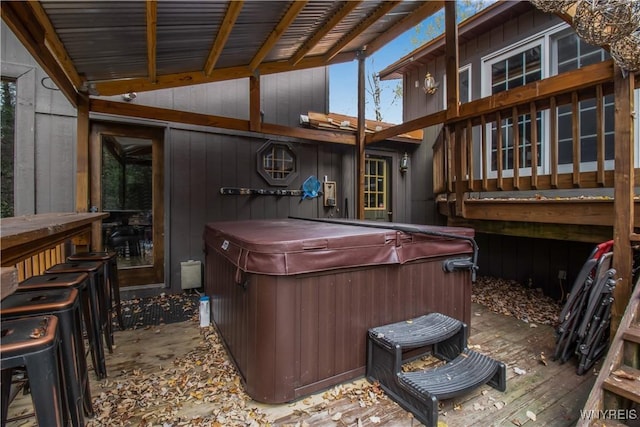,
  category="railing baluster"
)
[466,119,474,191]
[446,125,454,193]
[530,101,538,190]
[550,96,558,188]
[512,106,520,190]
[496,111,503,190]
[455,123,464,216]
[481,115,488,191]
[572,91,580,187]
[596,84,605,186]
